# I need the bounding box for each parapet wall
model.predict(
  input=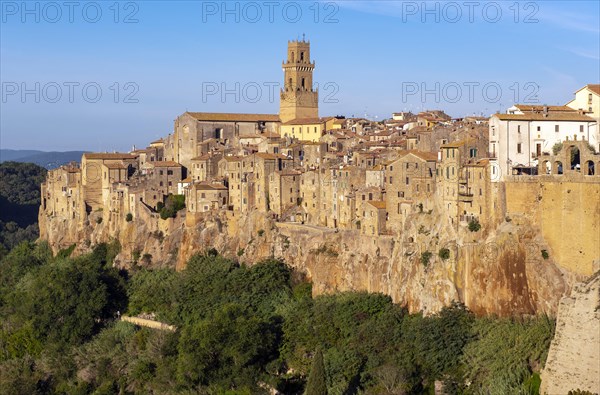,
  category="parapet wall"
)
[505,176,600,276]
